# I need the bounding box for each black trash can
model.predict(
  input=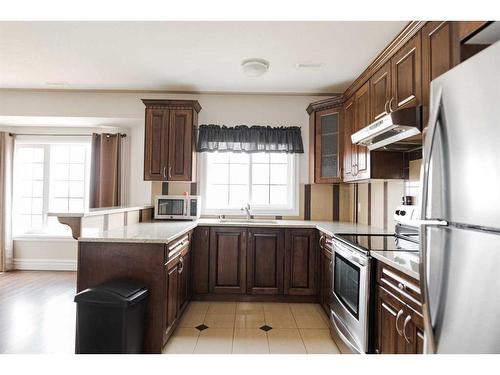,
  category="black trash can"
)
[74,278,148,354]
